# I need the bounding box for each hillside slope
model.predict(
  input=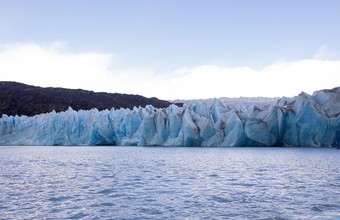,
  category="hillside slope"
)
[0,82,171,116]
